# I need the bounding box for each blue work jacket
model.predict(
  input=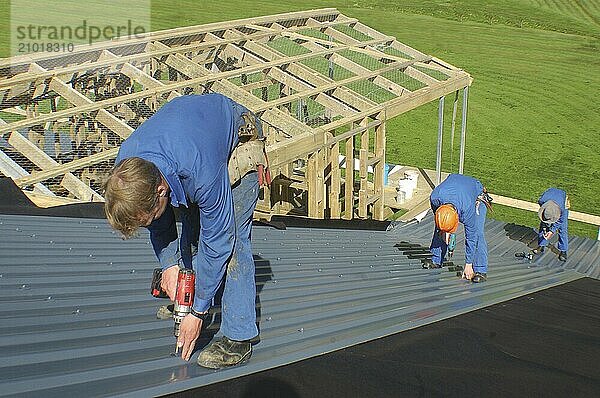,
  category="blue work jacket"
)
[538,188,568,233]
[430,174,484,264]
[116,94,240,312]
